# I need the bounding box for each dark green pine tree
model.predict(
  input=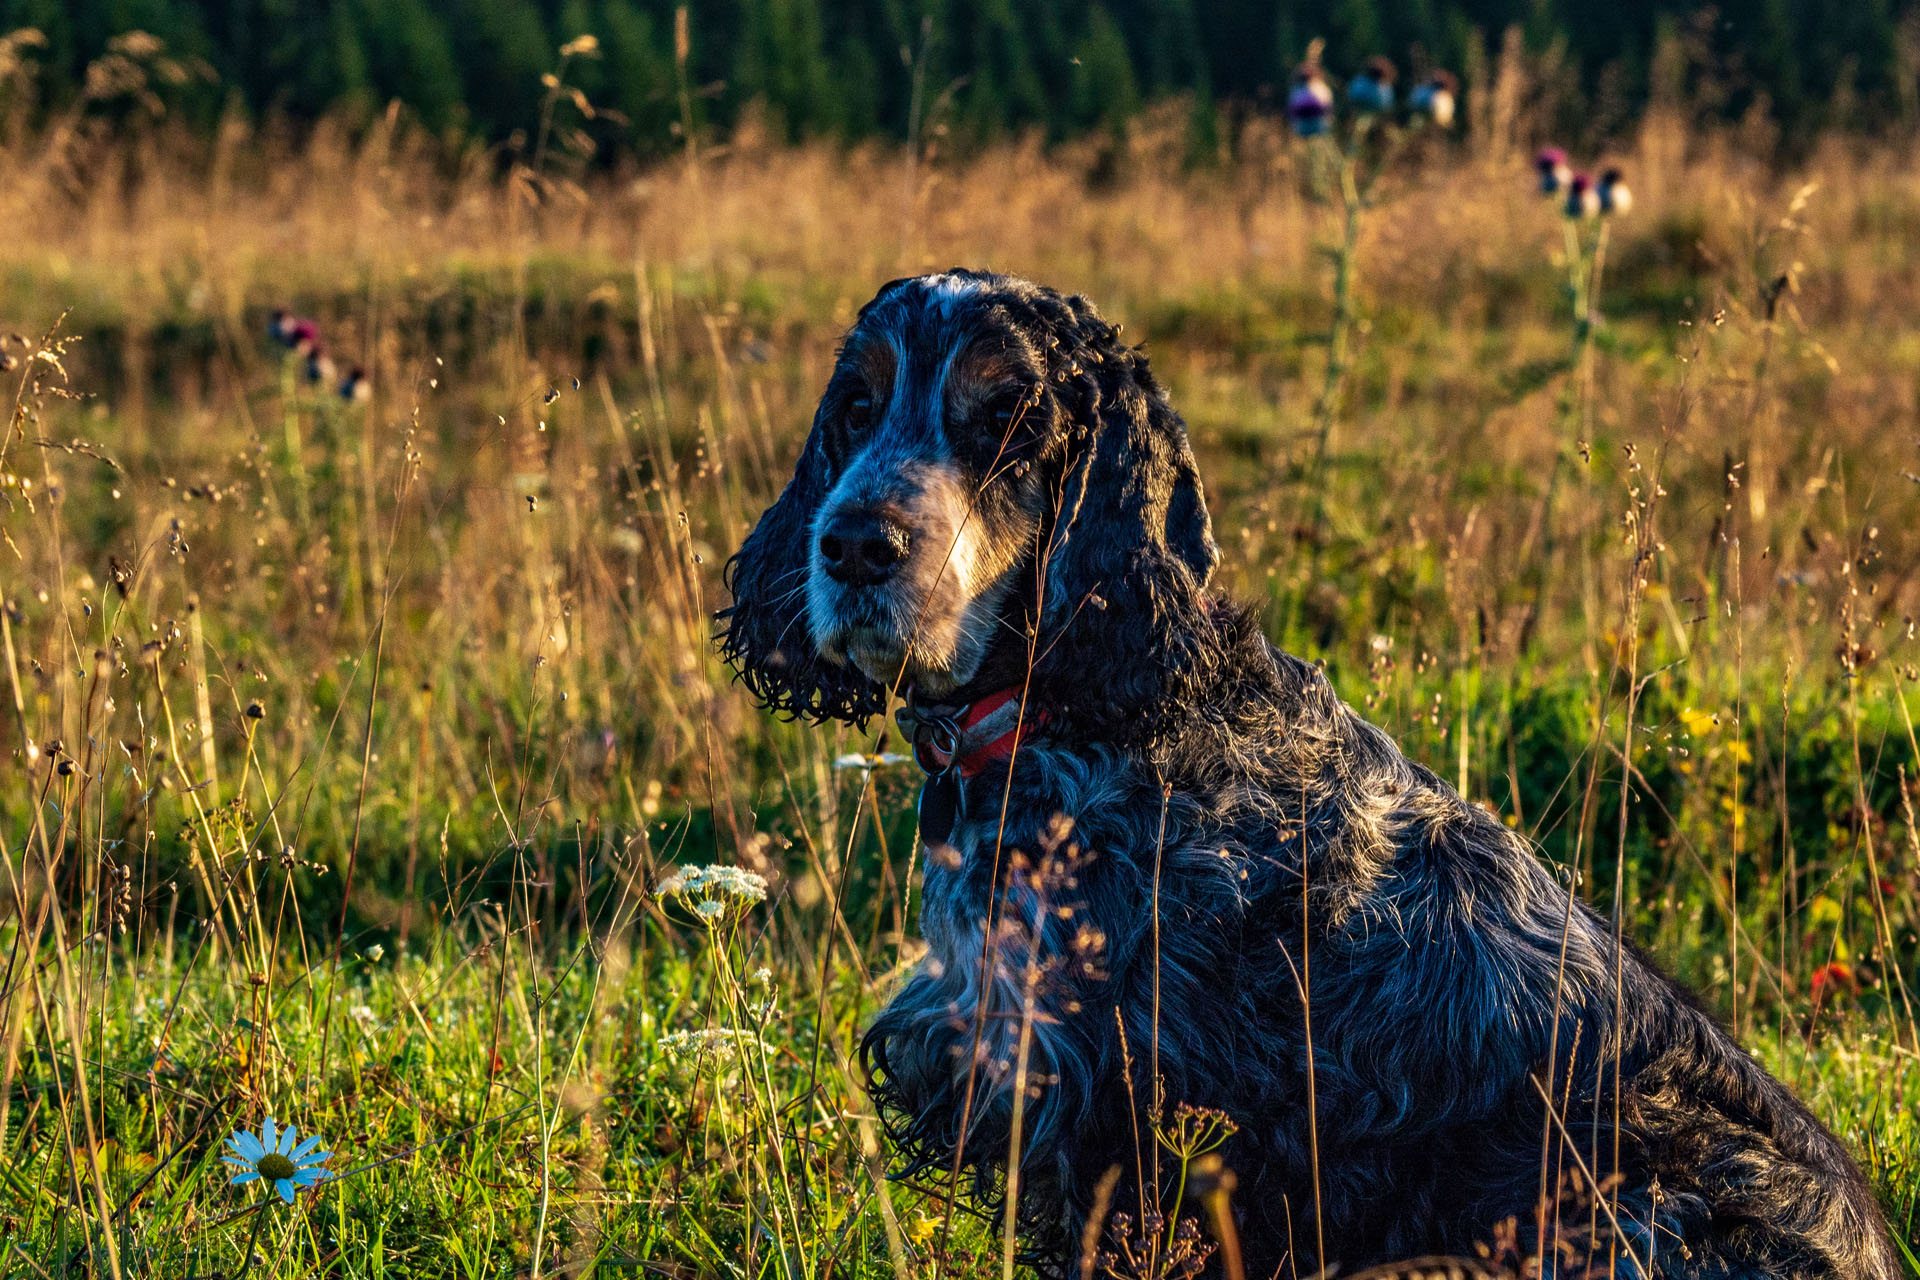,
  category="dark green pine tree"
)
[1328,0,1385,67]
[936,0,1065,137]
[594,0,678,149]
[1071,4,1141,135]
[1106,0,1207,99]
[828,26,883,138]
[1380,0,1440,63]
[327,0,373,118]
[347,0,463,134]
[439,0,551,140]
[1187,0,1282,101]
[1829,0,1903,126]
[247,0,357,121]
[735,0,840,138]
[1738,0,1805,126]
